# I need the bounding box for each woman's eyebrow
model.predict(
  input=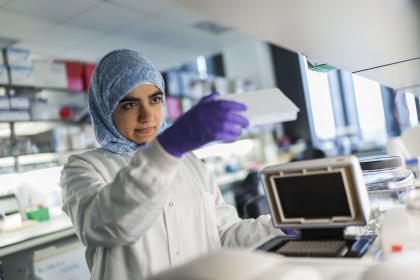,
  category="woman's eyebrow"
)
[119,97,139,103]
[149,91,163,98]
[119,91,162,103]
